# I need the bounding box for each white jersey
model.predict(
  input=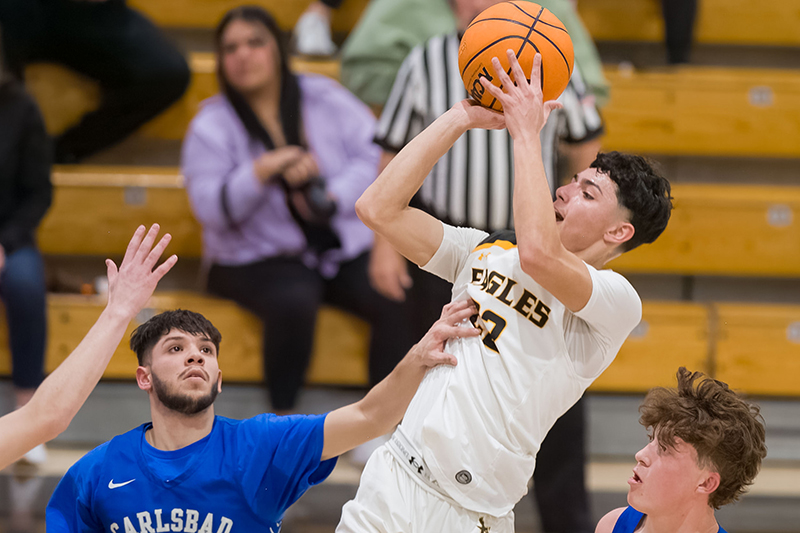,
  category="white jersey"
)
[400,223,642,517]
